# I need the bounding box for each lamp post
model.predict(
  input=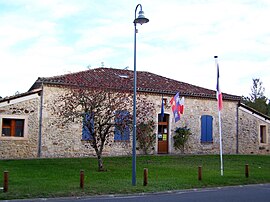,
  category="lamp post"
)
[132,4,149,186]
